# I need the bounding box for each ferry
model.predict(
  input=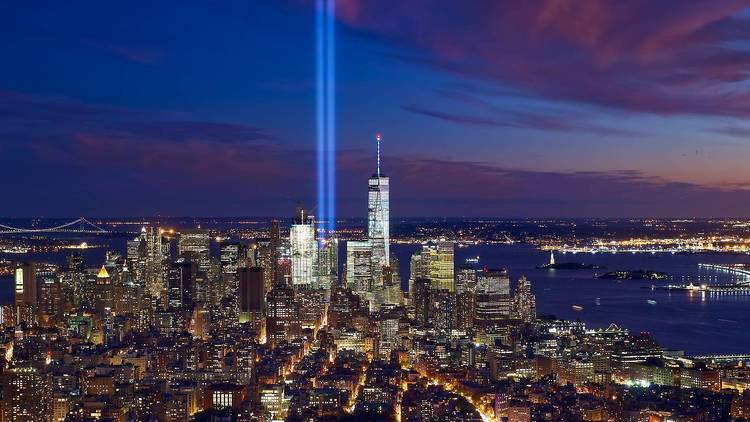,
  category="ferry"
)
[572,304,584,311]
